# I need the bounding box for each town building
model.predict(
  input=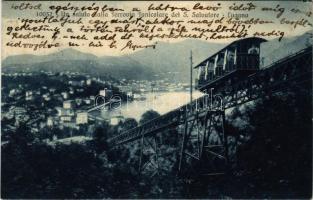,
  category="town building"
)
[63,100,74,109]
[76,111,88,125]
[61,92,69,99]
[47,117,54,126]
[60,115,72,122]
[56,107,74,116]
[99,89,106,97]
[110,115,124,126]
